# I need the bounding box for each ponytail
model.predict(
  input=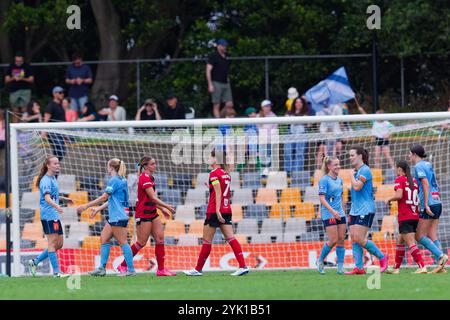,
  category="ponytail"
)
[109,158,127,178]
[137,155,155,175]
[321,156,337,175]
[397,160,414,189]
[36,155,58,188]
